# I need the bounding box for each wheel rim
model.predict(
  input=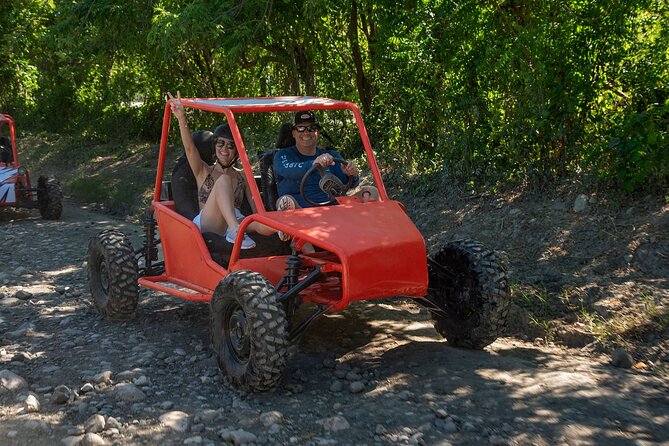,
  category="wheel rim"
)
[97,256,110,295]
[225,304,250,364]
[433,251,480,320]
[452,271,476,319]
